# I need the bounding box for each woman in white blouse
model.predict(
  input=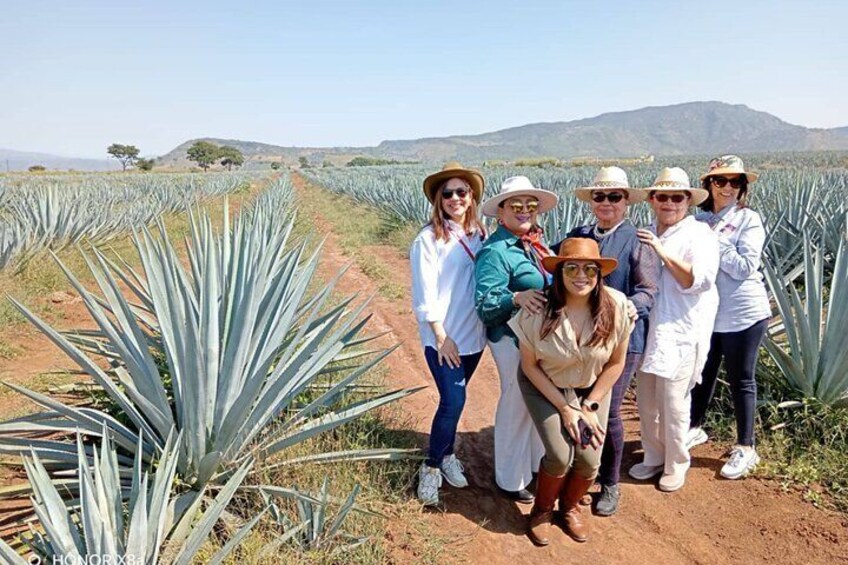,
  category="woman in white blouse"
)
[689,155,771,480]
[410,162,488,506]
